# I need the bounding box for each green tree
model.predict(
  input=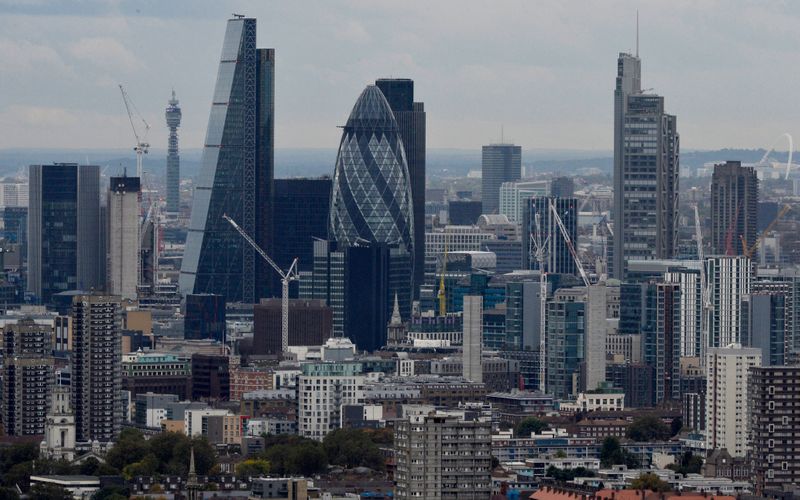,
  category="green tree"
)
[546,466,596,482]
[514,417,549,437]
[629,473,671,492]
[626,416,671,442]
[105,428,149,471]
[666,451,703,475]
[92,485,130,500]
[0,488,19,500]
[28,484,73,500]
[323,429,384,470]
[235,458,271,479]
[599,437,639,468]
[122,454,159,480]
